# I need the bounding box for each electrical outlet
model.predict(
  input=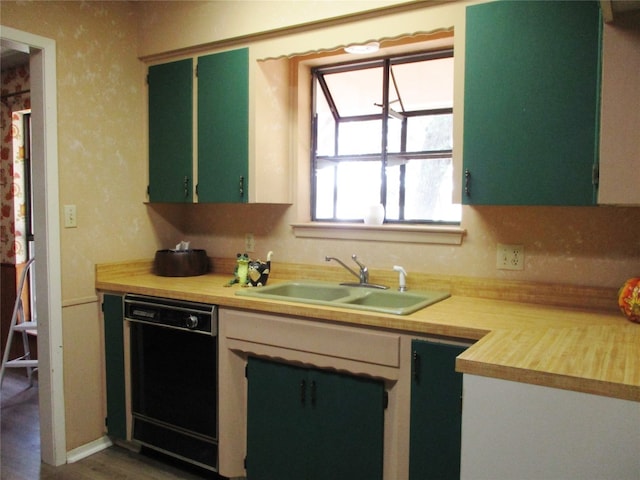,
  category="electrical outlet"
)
[497,244,524,270]
[245,233,255,253]
[63,204,77,228]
